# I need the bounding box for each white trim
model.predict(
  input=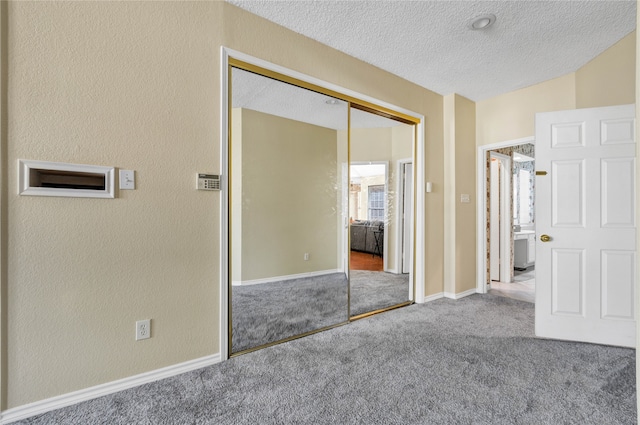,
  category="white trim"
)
[220,48,231,361]
[413,109,426,303]
[476,137,535,295]
[396,158,413,277]
[220,47,427,326]
[222,48,423,122]
[1,354,221,424]
[444,288,478,300]
[232,269,342,286]
[423,292,445,303]
[18,159,115,199]
[490,152,512,284]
